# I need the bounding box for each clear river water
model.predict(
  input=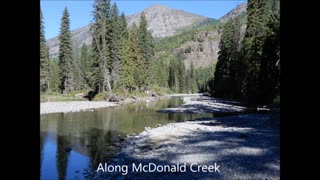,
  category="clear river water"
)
[40,97,212,179]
